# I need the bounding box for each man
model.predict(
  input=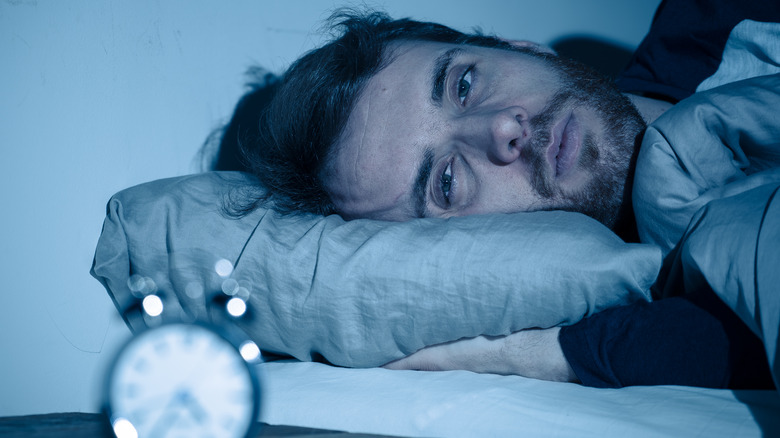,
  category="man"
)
[245,11,661,237]
[239,4,779,388]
